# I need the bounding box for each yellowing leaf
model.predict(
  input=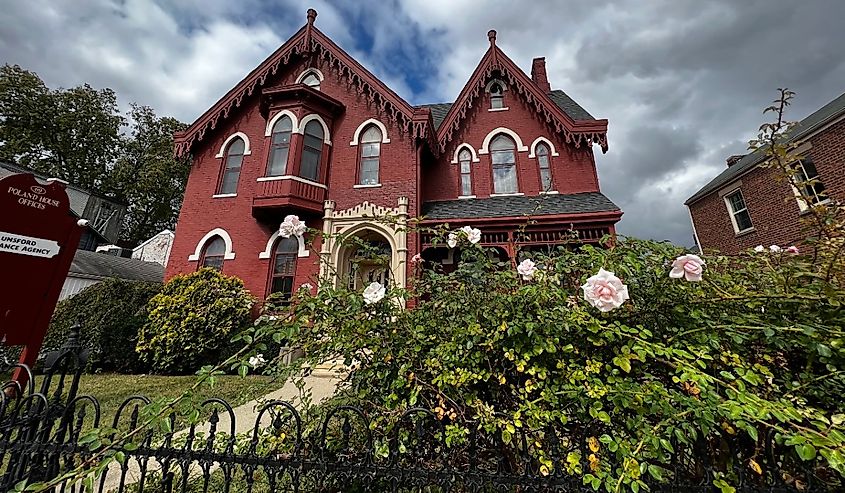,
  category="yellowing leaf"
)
[588,436,600,453]
[749,459,762,475]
